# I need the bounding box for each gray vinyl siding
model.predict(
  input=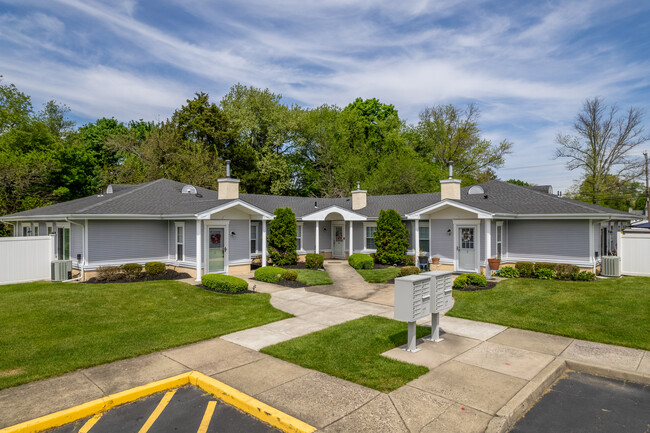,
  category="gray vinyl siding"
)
[507,220,590,262]
[88,220,168,263]
[228,219,250,263]
[319,221,331,251]
[71,223,83,265]
[184,221,196,262]
[430,219,454,261]
[353,221,364,251]
[301,222,316,252]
